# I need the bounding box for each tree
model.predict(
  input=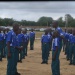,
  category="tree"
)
[58,17,65,27]
[37,16,53,26]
